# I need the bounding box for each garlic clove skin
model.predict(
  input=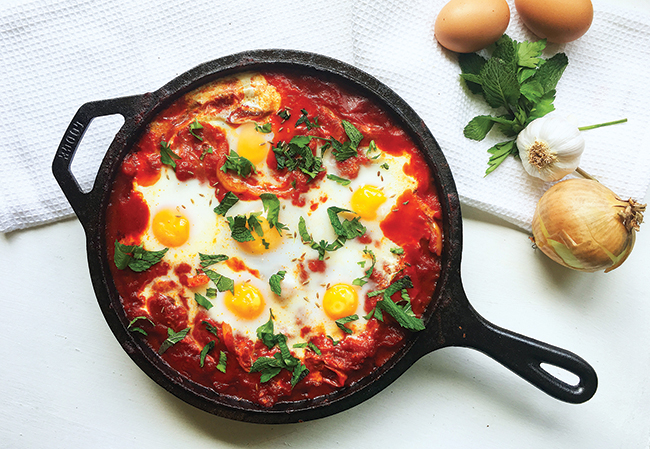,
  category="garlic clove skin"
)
[517,115,585,182]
